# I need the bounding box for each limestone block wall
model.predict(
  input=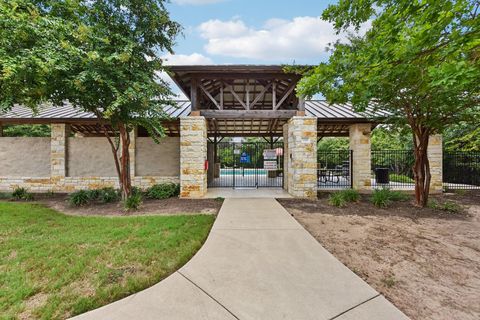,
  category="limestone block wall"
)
[0,137,50,177]
[180,117,207,198]
[428,134,443,193]
[349,123,372,191]
[286,116,317,198]
[68,137,117,177]
[136,137,180,176]
[0,124,180,192]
